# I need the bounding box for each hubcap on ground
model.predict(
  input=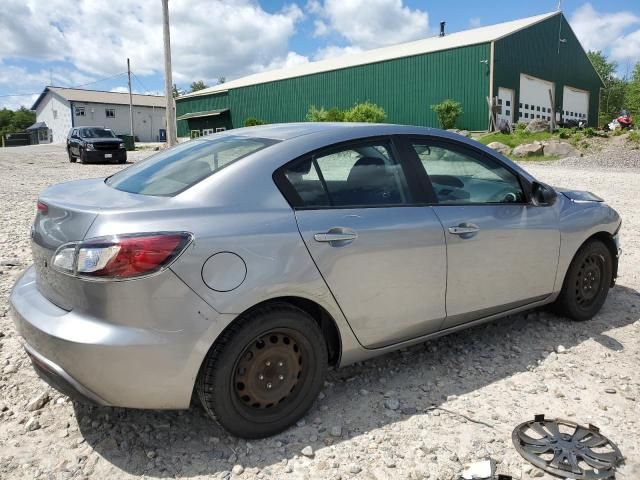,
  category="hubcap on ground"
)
[575,253,604,307]
[233,331,303,410]
[513,418,622,480]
